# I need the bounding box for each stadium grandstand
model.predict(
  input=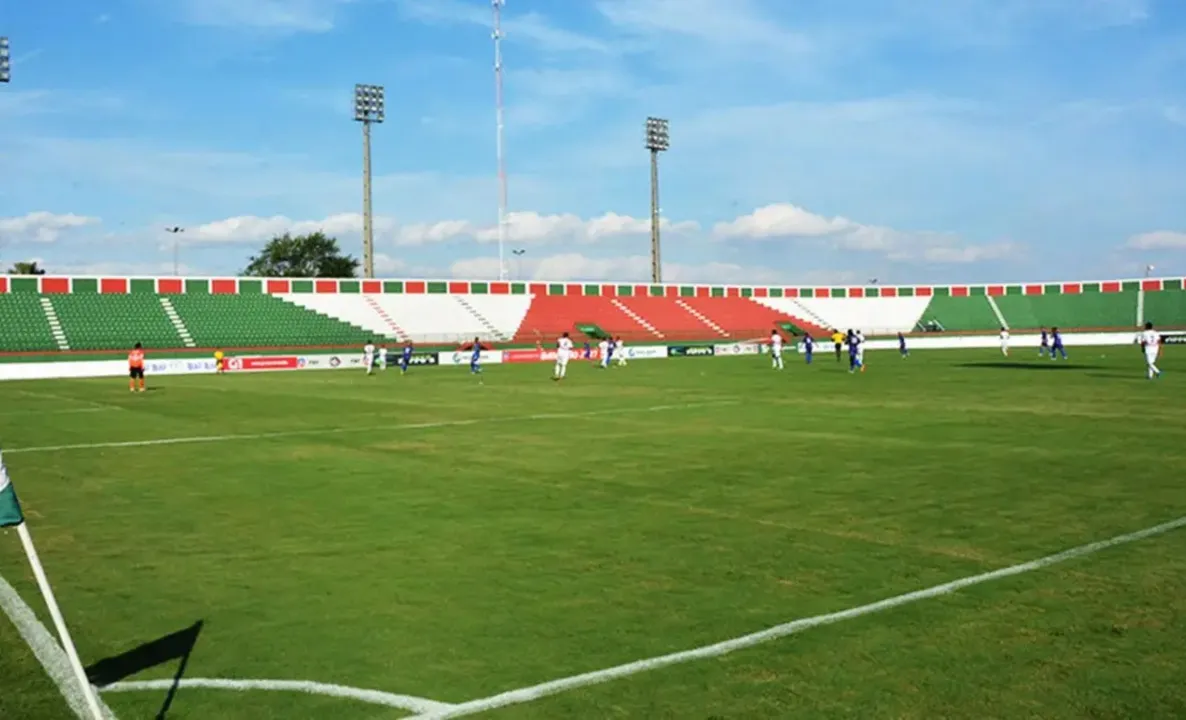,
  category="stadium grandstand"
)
[0,273,1183,356]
